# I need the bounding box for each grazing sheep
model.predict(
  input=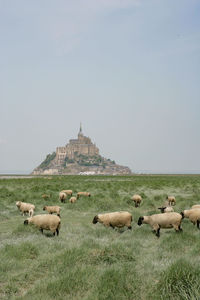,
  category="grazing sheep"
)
[24,214,61,236]
[166,196,176,206]
[77,192,91,199]
[192,205,200,209]
[181,208,200,229]
[93,211,132,229]
[61,190,73,196]
[138,212,182,237]
[42,194,51,200]
[158,206,174,213]
[16,201,35,217]
[43,205,61,217]
[59,192,67,203]
[69,197,77,203]
[131,194,142,207]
